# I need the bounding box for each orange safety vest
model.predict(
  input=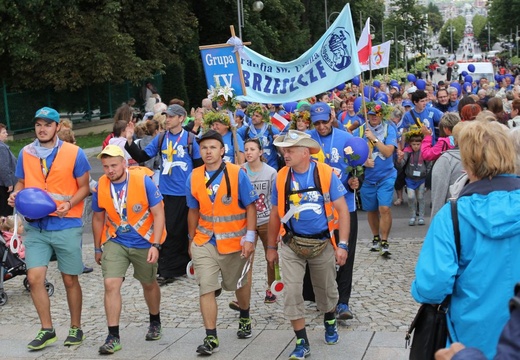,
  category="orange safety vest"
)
[191,162,246,254]
[276,161,338,247]
[97,167,166,245]
[23,141,84,218]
